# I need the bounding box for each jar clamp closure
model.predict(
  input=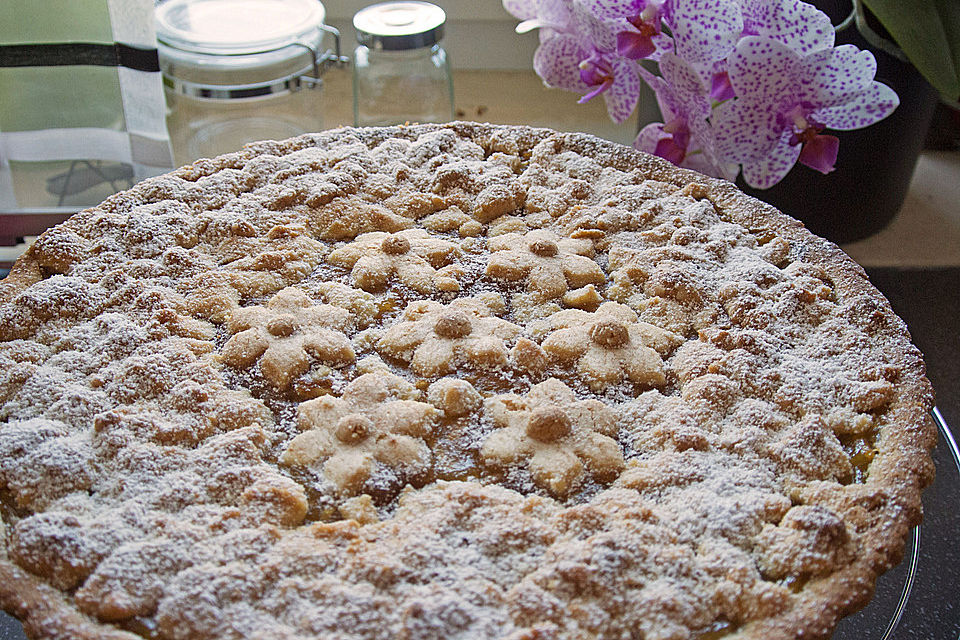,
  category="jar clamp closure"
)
[156,0,348,163]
